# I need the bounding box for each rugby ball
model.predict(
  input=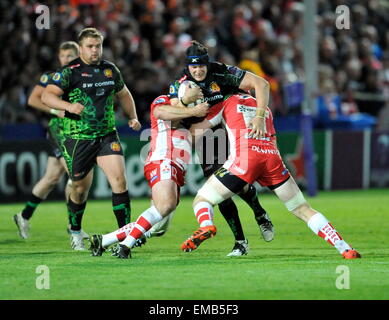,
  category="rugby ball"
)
[178,80,204,107]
